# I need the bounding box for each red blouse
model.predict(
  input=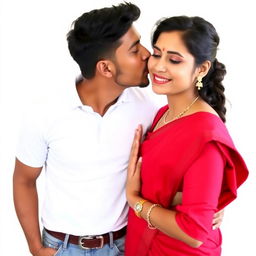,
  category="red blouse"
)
[125,107,248,256]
